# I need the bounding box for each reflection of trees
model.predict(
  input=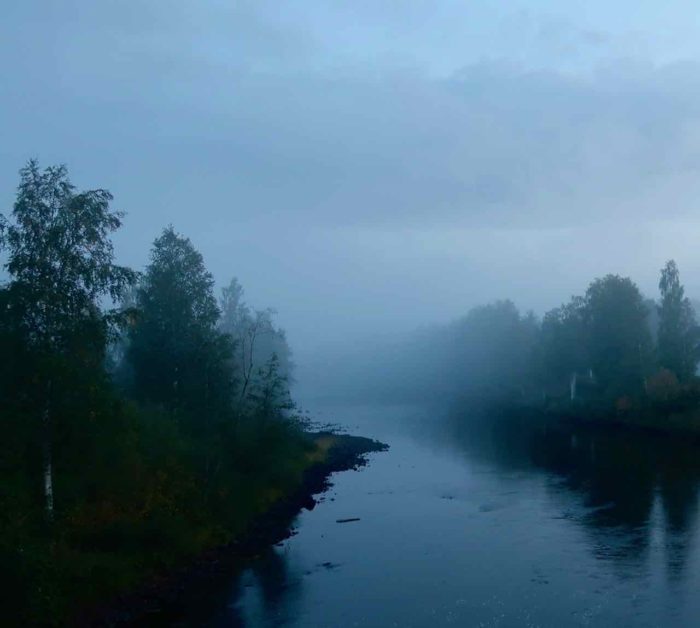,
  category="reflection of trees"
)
[442,408,700,585]
[250,547,301,626]
[210,575,247,628]
[658,463,699,582]
[155,571,248,628]
[157,546,300,627]
[535,428,657,574]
